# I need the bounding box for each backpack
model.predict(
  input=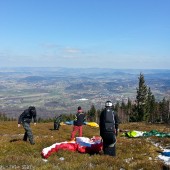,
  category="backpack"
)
[104,109,115,132]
